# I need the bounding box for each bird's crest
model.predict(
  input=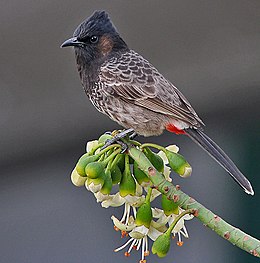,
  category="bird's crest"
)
[73,10,118,39]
